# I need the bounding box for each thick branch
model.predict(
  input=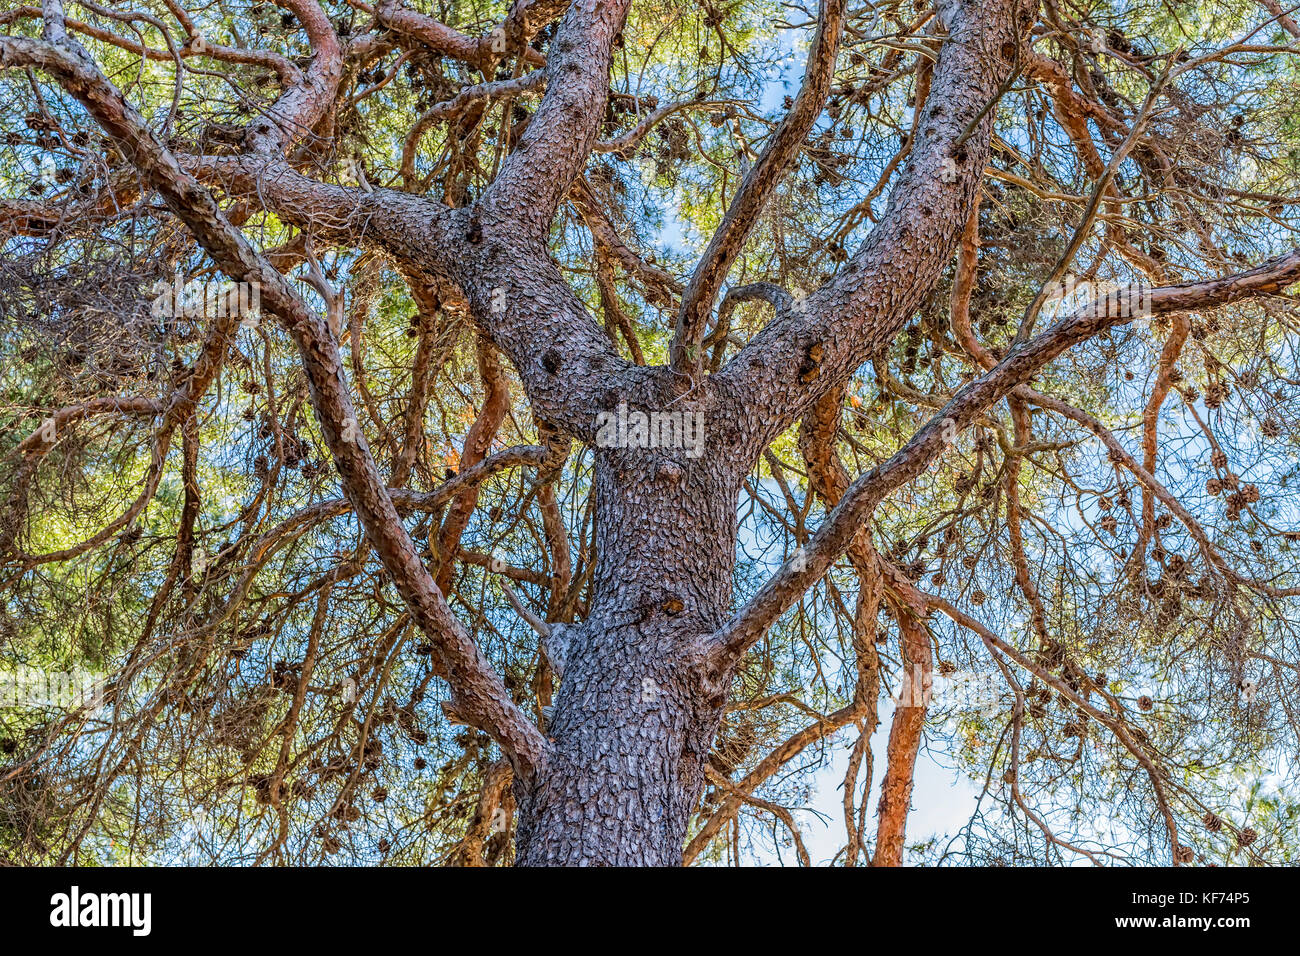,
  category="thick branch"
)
[0,32,549,779]
[481,0,632,238]
[715,0,1023,450]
